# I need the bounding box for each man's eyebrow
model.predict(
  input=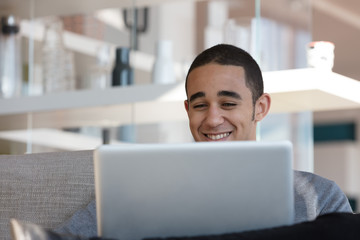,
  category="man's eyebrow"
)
[218,90,242,99]
[189,92,205,102]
